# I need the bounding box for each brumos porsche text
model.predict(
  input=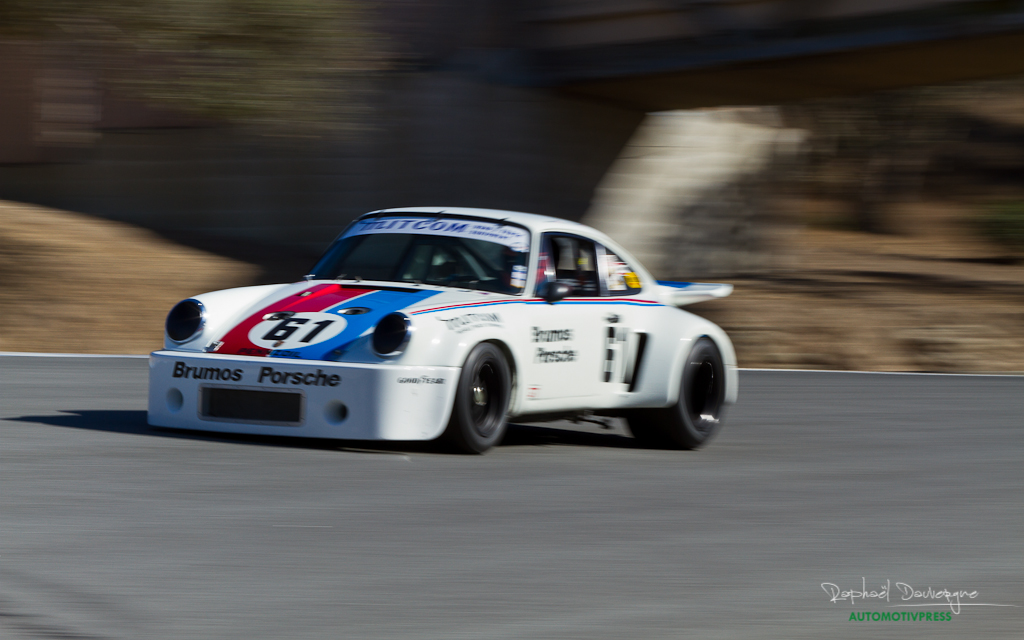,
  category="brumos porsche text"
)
[536,348,577,363]
[259,367,340,387]
[531,326,576,362]
[531,327,572,342]
[174,362,242,382]
[171,362,340,387]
